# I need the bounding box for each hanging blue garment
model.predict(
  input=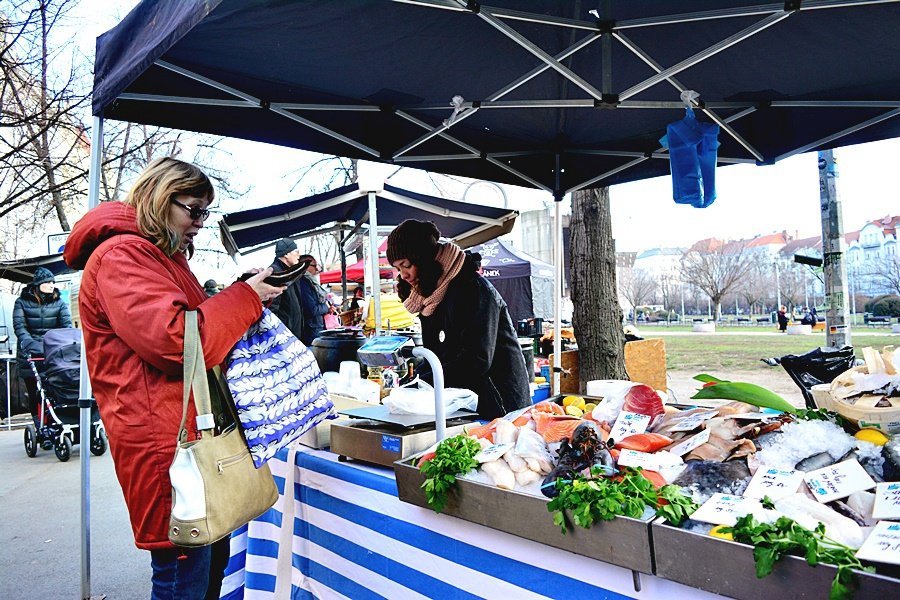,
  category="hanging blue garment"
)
[660,108,720,208]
